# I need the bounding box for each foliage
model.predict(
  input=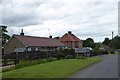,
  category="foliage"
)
[110,51,114,54]
[47,57,57,62]
[83,38,94,48]
[16,60,30,69]
[65,55,74,59]
[0,25,11,46]
[109,36,120,49]
[63,49,75,56]
[3,58,101,78]
[2,65,16,72]
[53,51,65,60]
[94,42,102,49]
[2,58,56,72]
[91,48,103,56]
[102,38,110,46]
[102,50,109,54]
[76,56,87,59]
